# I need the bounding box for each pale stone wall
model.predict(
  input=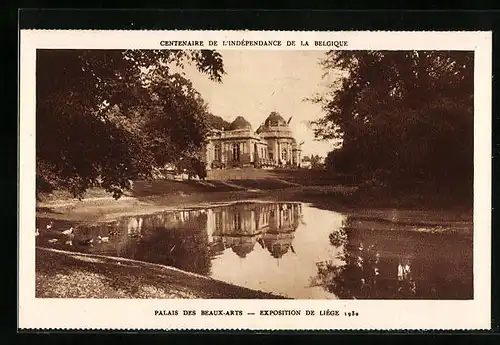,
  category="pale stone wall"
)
[205,121,301,168]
